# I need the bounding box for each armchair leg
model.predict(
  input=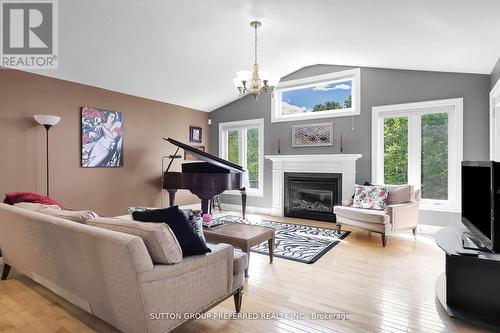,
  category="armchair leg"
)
[1,264,11,280]
[233,287,243,313]
[381,234,387,247]
[412,228,417,238]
